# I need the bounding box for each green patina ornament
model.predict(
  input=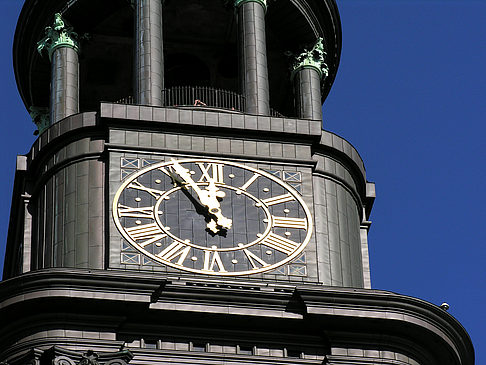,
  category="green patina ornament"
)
[234,0,267,11]
[29,106,50,135]
[291,37,329,80]
[37,13,79,60]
